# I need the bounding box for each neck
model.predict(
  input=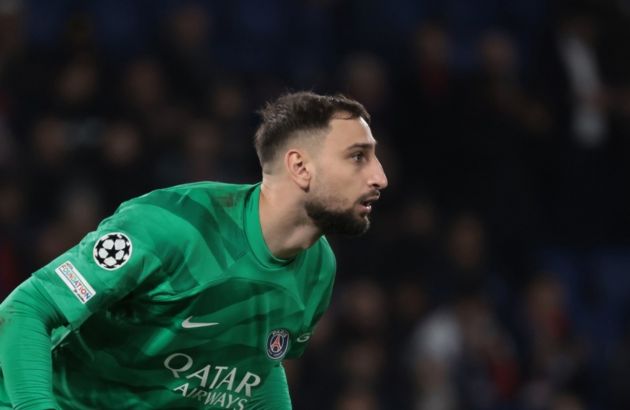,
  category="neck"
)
[259,177,322,259]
